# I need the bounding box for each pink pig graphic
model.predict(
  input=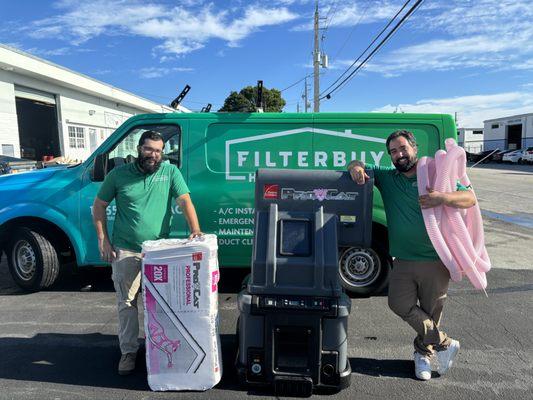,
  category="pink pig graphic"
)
[147,310,181,368]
